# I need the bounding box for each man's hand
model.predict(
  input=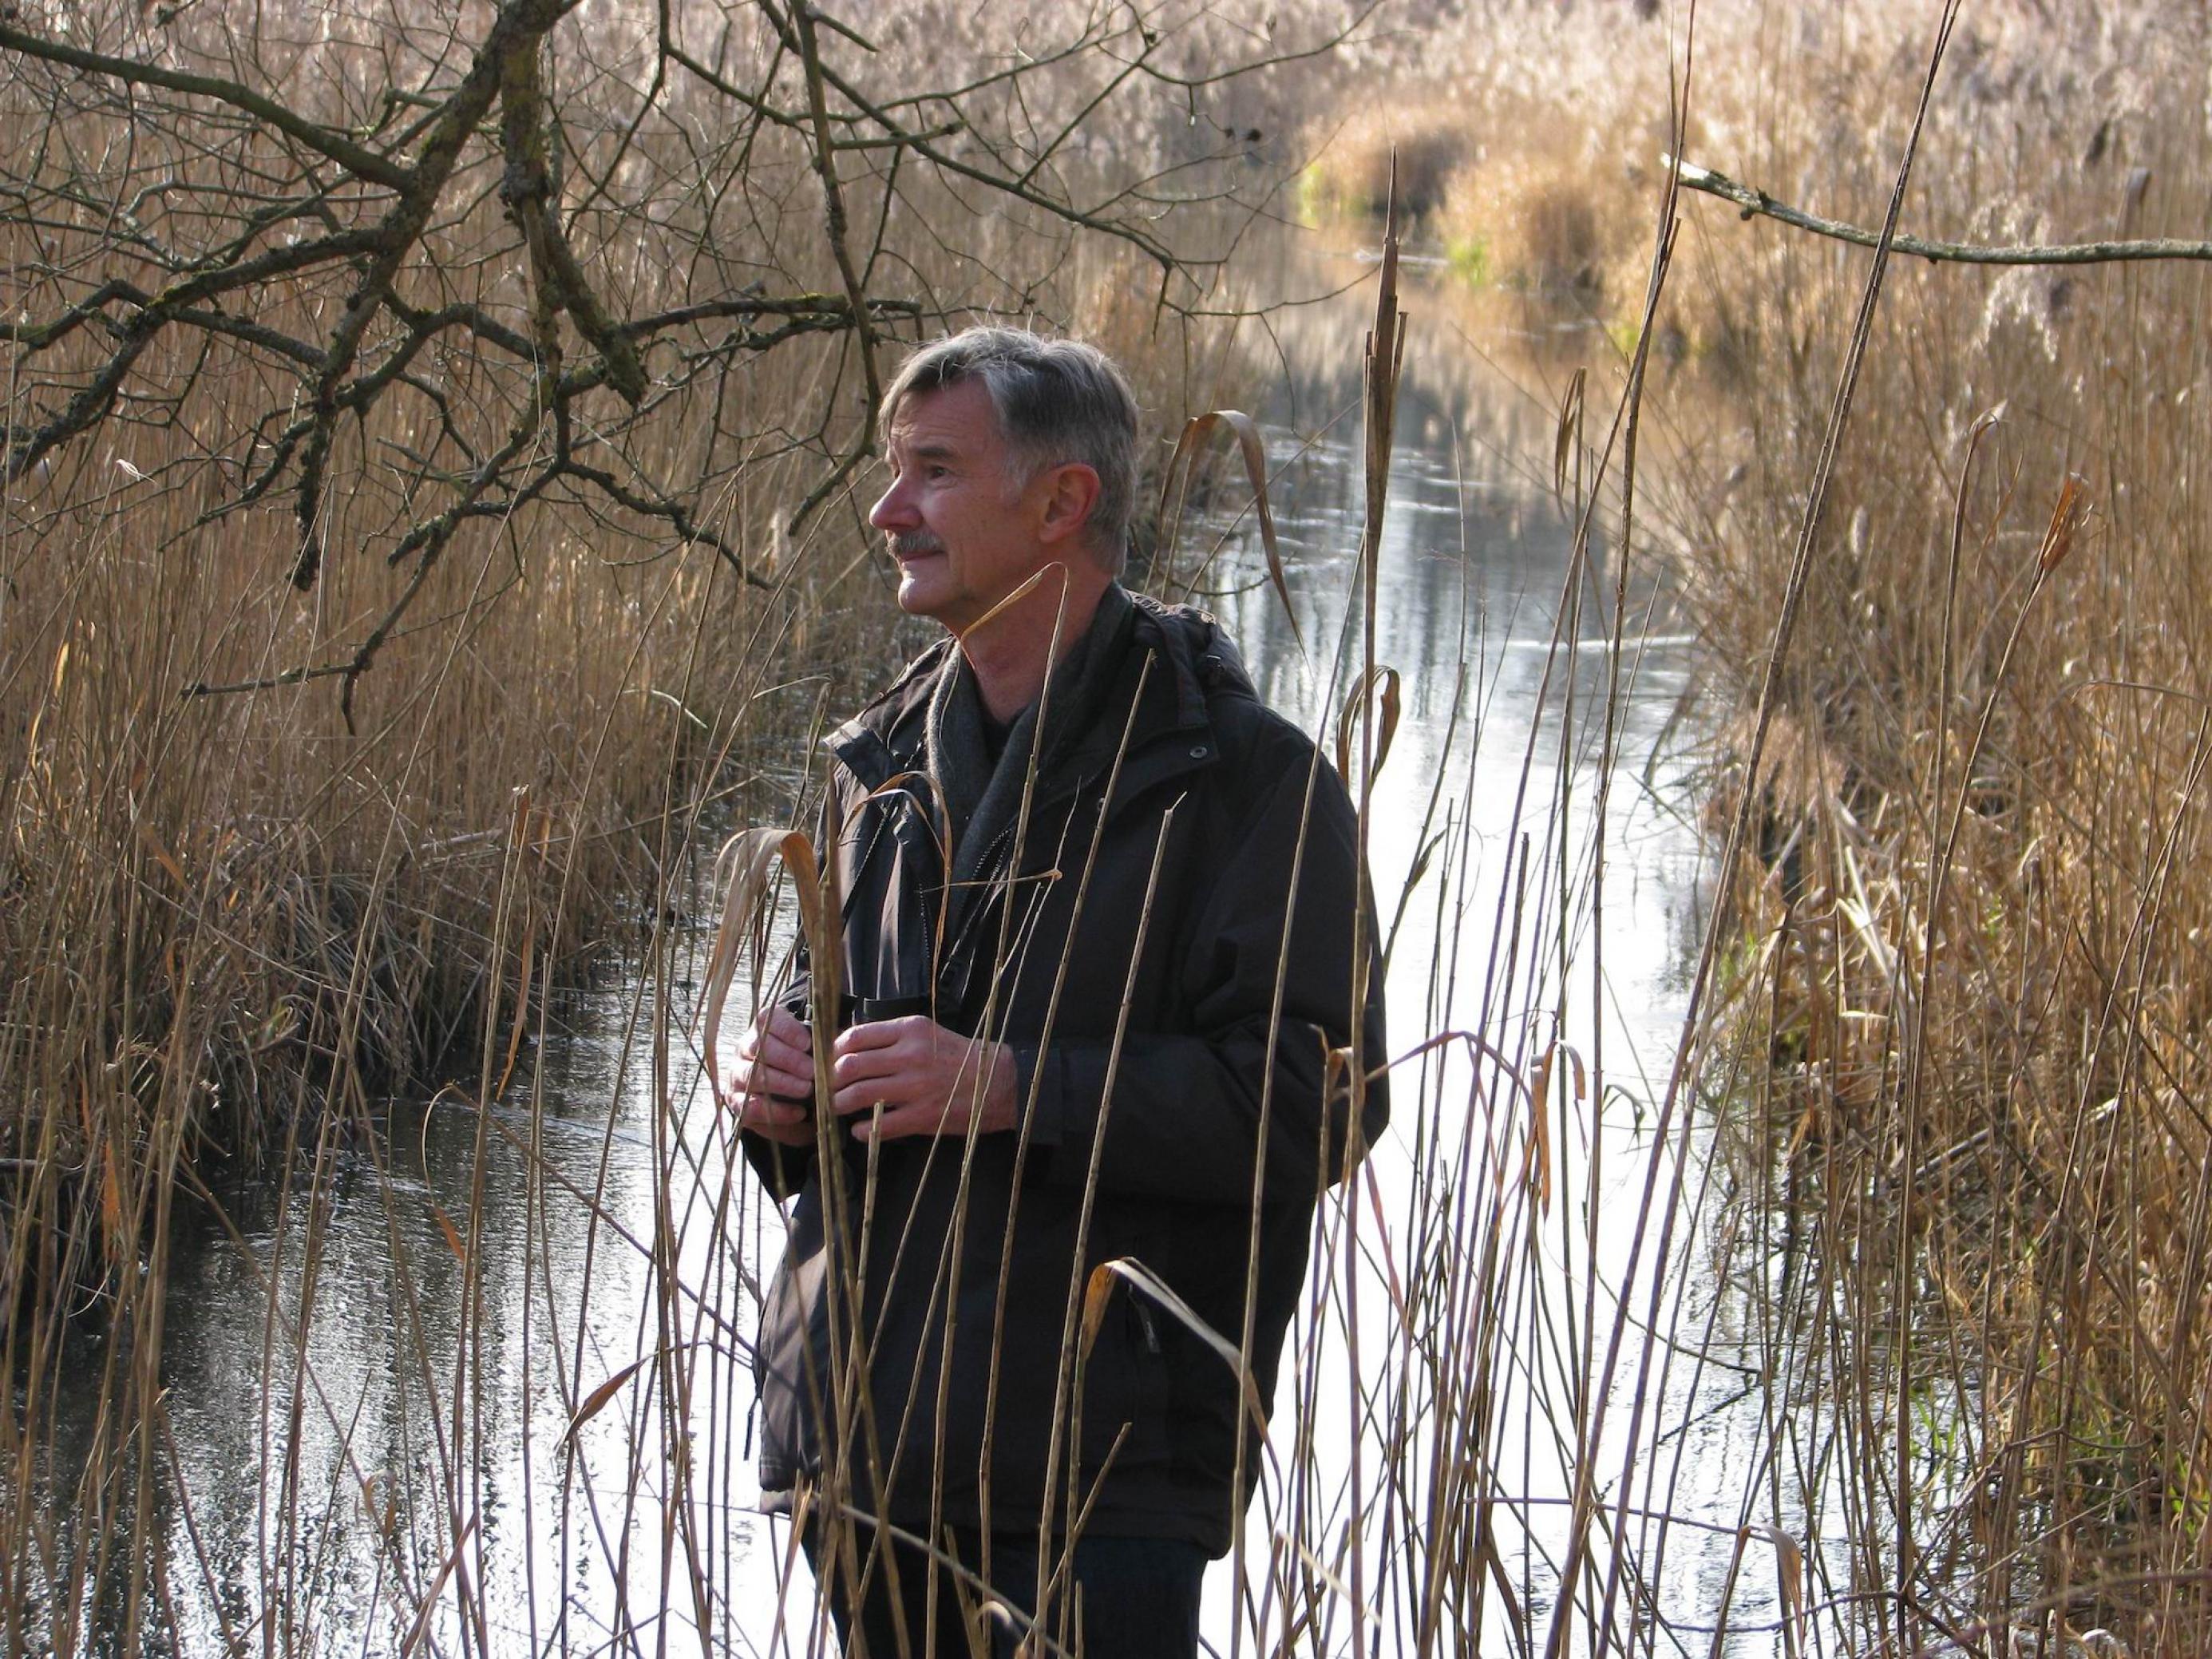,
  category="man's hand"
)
[725,1008,816,1146]
[830,1016,1018,1142]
